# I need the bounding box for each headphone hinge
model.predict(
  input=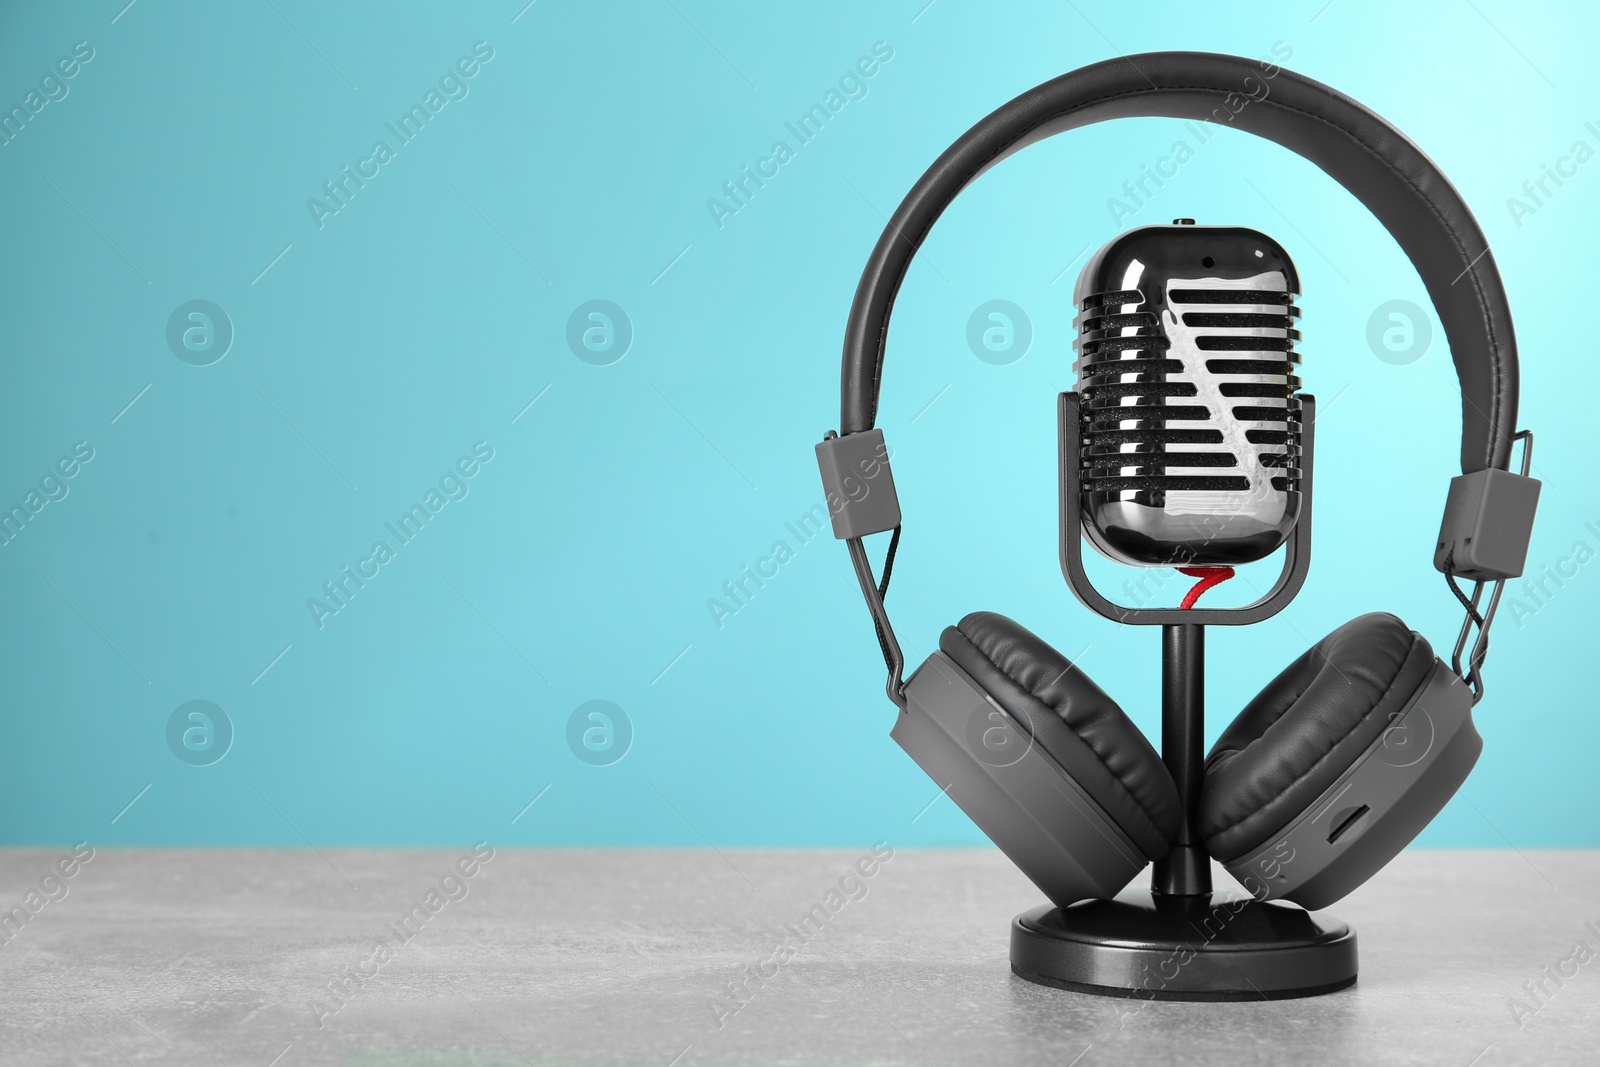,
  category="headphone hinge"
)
[1442,429,1536,705]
